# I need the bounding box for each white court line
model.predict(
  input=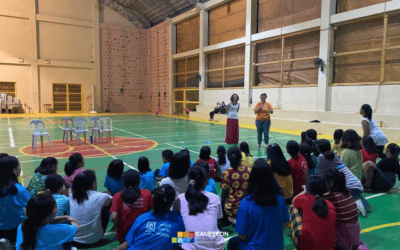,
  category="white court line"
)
[8,127,15,148]
[365,193,385,200]
[113,127,147,138]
